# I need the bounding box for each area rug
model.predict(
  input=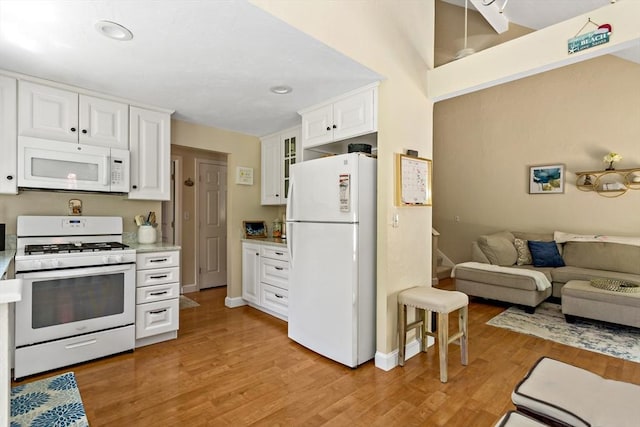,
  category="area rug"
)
[487,302,640,363]
[11,372,89,427]
[179,295,200,309]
